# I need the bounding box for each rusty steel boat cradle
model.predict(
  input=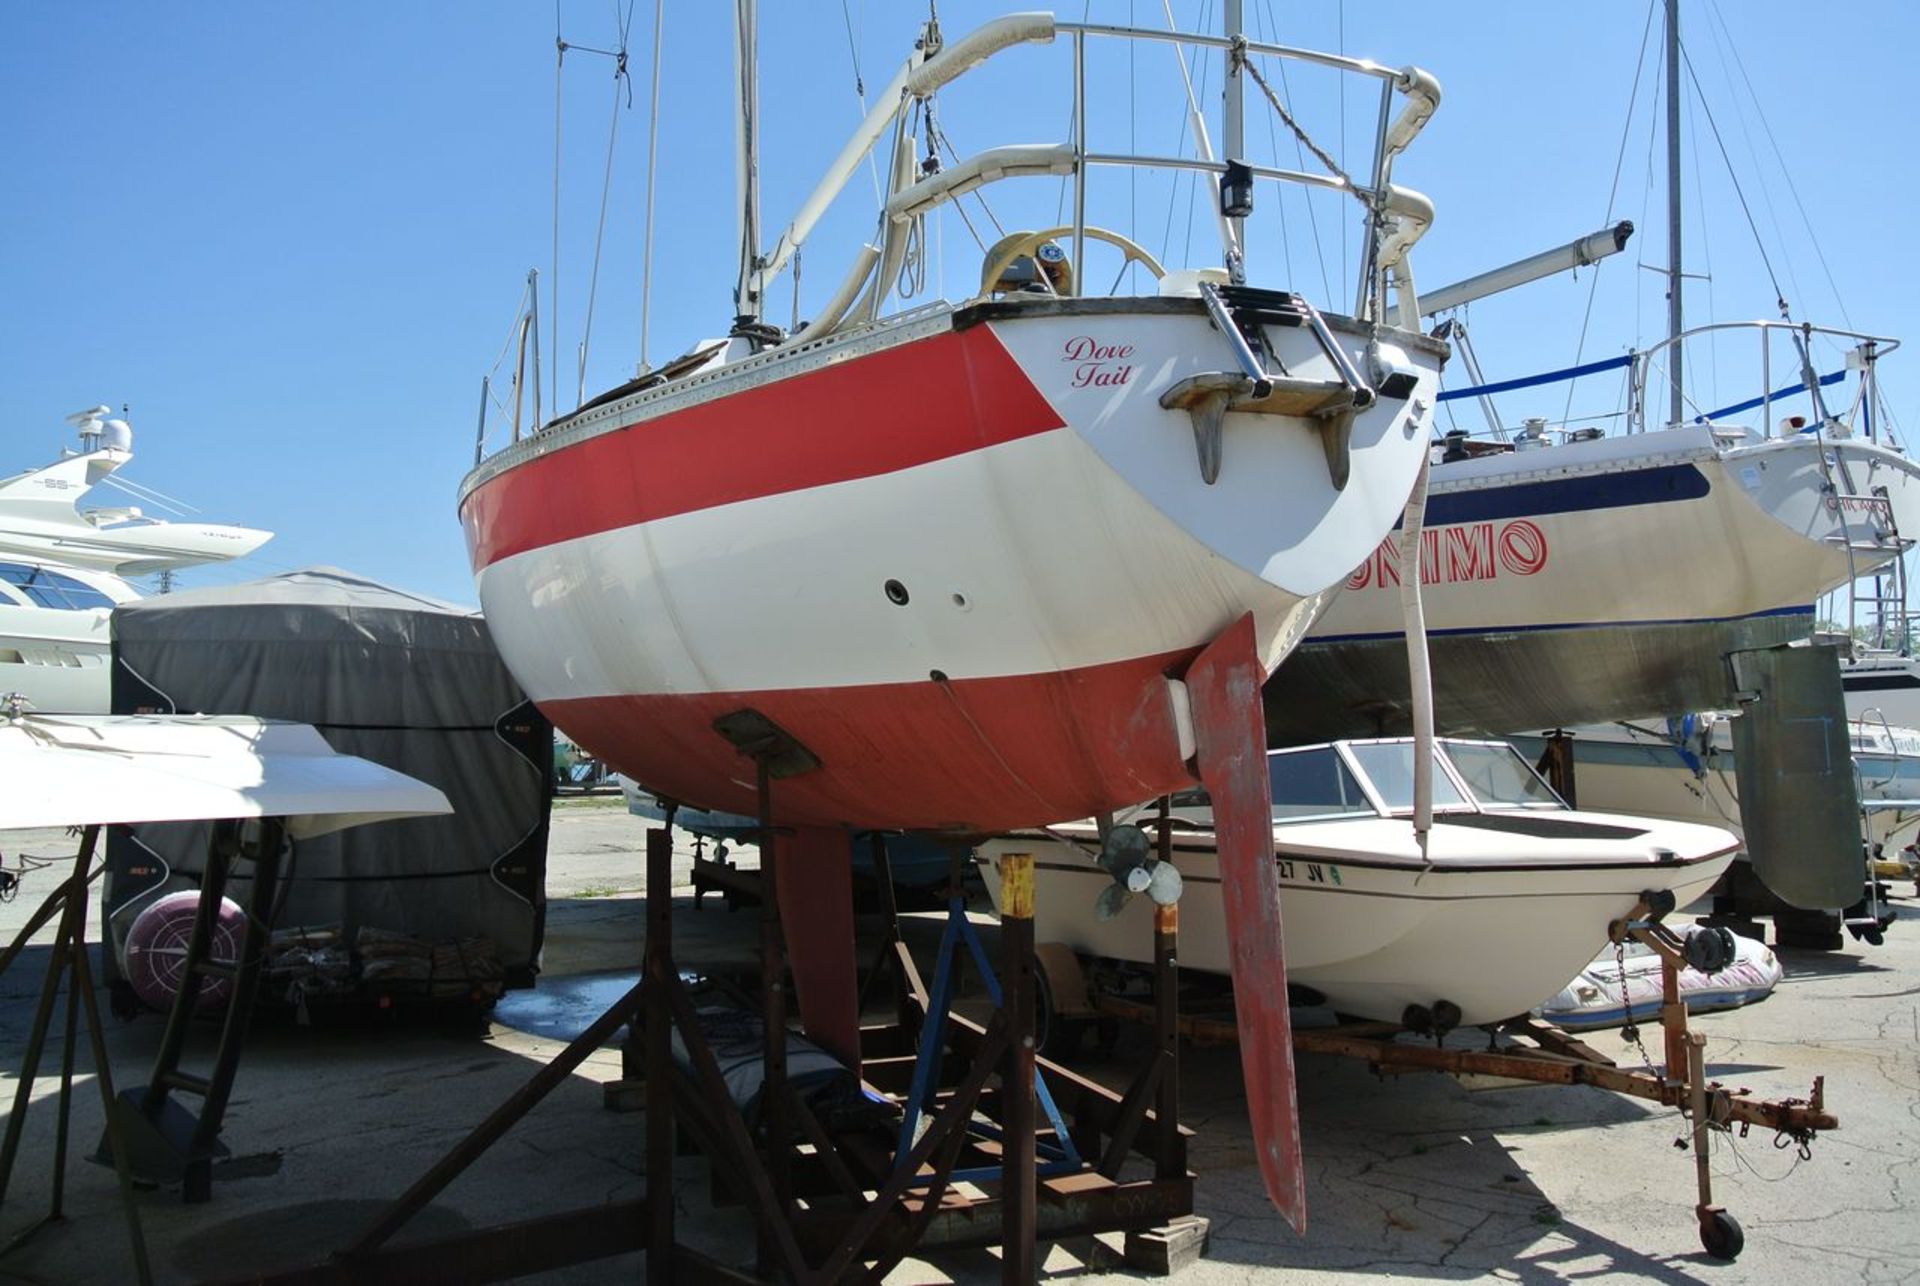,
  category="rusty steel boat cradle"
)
[1066,887,1836,1262]
[227,756,1196,1286]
